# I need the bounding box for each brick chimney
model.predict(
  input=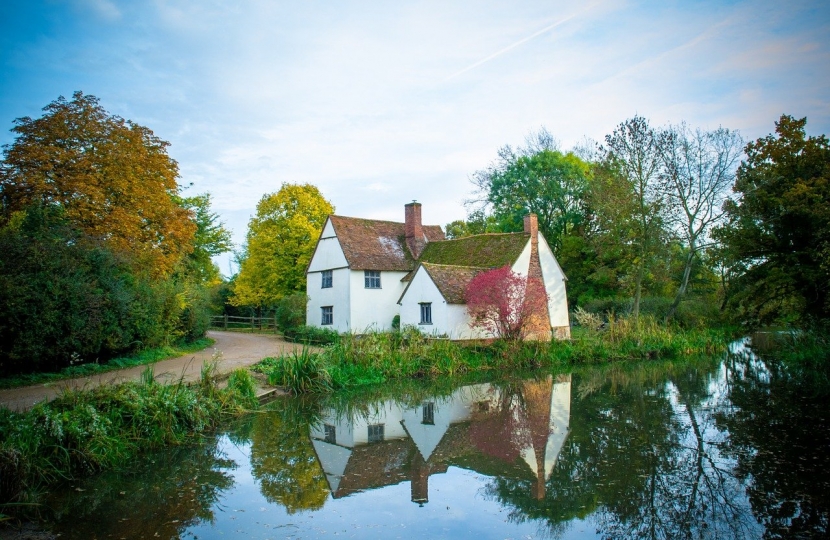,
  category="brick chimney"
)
[523,213,538,238]
[405,201,426,259]
[523,213,552,342]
